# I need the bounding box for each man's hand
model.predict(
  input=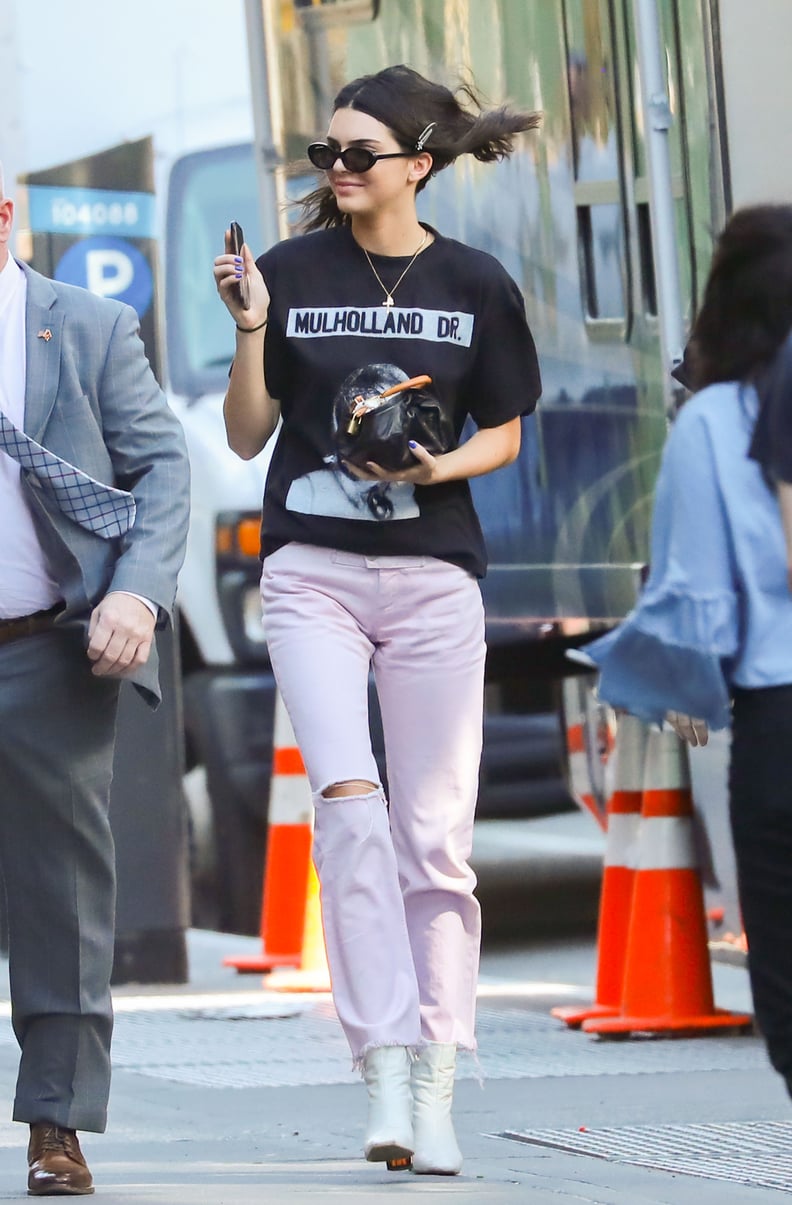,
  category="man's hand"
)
[665,710,709,747]
[87,592,157,678]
